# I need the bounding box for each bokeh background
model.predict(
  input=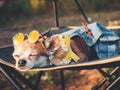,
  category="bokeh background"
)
[0,0,120,90]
